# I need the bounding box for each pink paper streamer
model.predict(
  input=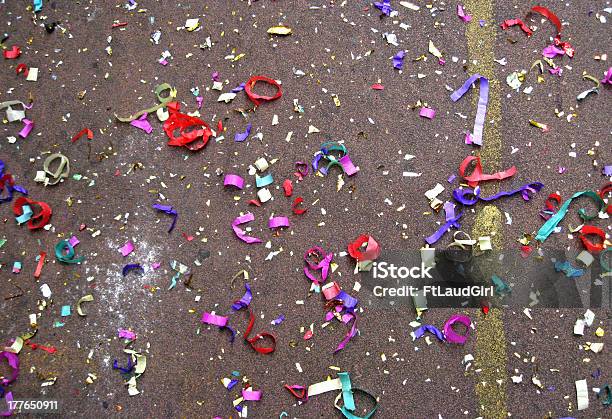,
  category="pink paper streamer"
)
[19,118,34,138]
[602,67,612,84]
[338,155,359,176]
[268,216,290,229]
[201,312,228,327]
[419,107,436,119]
[457,4,472,22]
[130,113,153,134]
[118,329,136,340]
[241,389,262,401]
[232,213,262,244]
[223,174,245,189]
[443,314,471,344]
[542,45,565,59]
[68,235,80,247]
[119,241,135,257]
[0,391,13,417]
